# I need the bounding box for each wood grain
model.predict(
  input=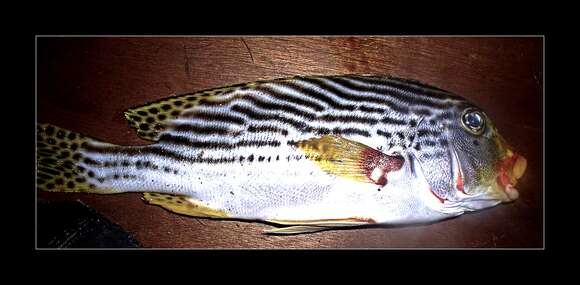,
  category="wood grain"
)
[36,36,543,248]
